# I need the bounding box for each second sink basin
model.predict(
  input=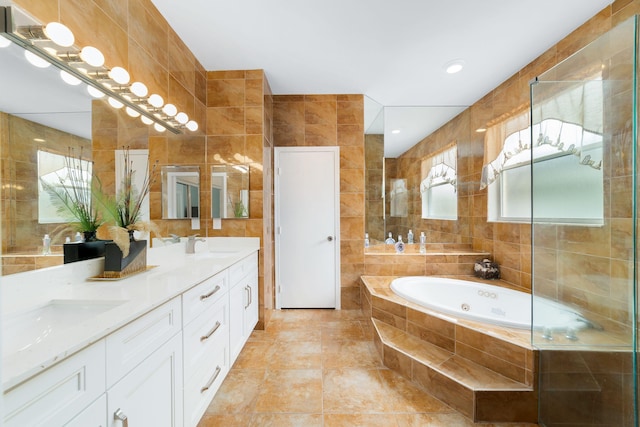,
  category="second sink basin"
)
[3,299,127,355]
